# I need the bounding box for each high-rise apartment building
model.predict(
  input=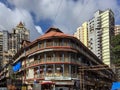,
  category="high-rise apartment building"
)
[0,31,4,69]
[0,31,3,60]
[114,25,120,35]
[9,22,29,56]
[0,31,9,67]
[75,9,114,66]
[74,22,88,47]
[88,11,103,60]
[0,22,30,68]
[88,9,114,66]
